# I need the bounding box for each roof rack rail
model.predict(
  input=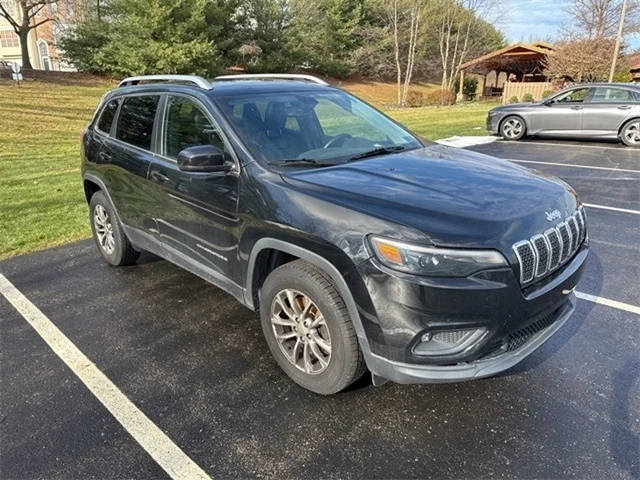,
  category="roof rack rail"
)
[118,75,213,89]
[214,73,329,86]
